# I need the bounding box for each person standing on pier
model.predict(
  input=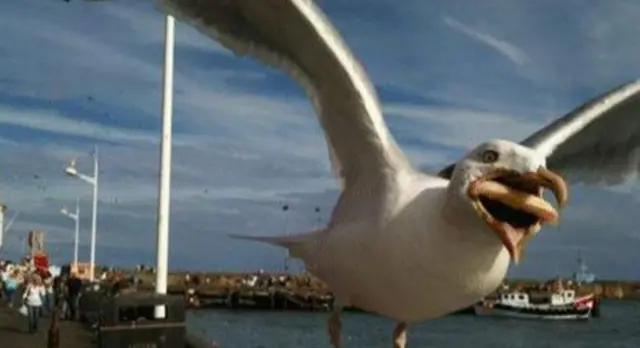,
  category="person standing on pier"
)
[65,273,82,321]
[43,276,54,315]
[3,268,20,308]
[23,276,46,333]
[0,266,8,304]
[53,274,67,319]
